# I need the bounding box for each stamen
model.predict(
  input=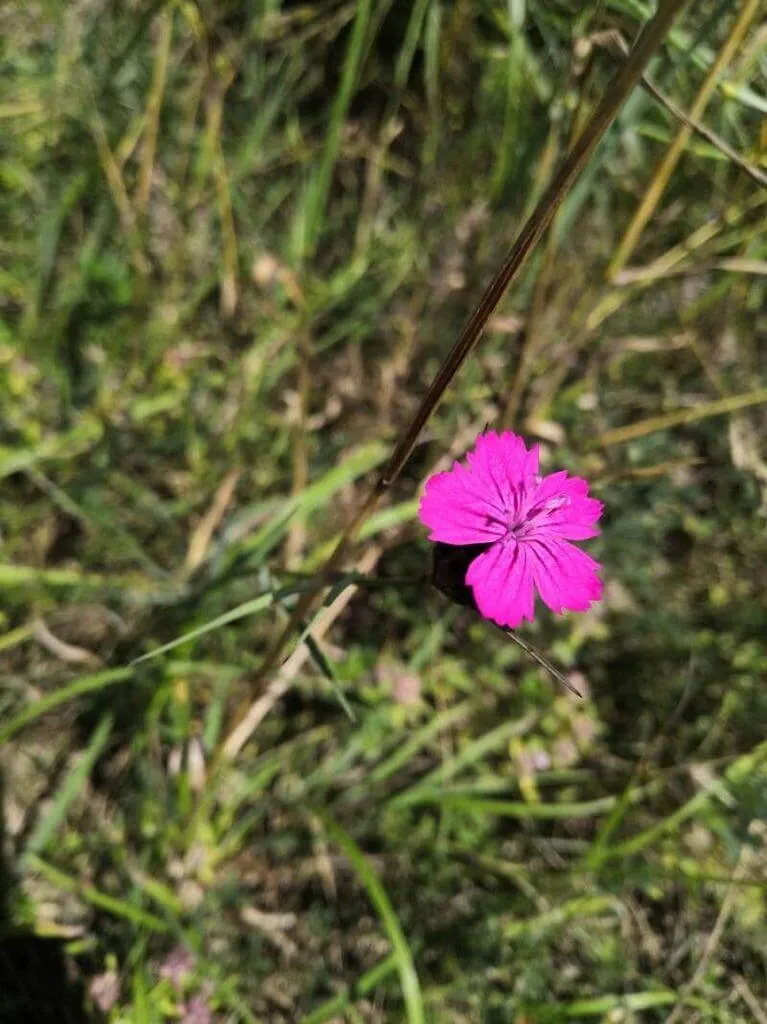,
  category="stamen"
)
[508,493,570,538]
[536,494,570,516]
